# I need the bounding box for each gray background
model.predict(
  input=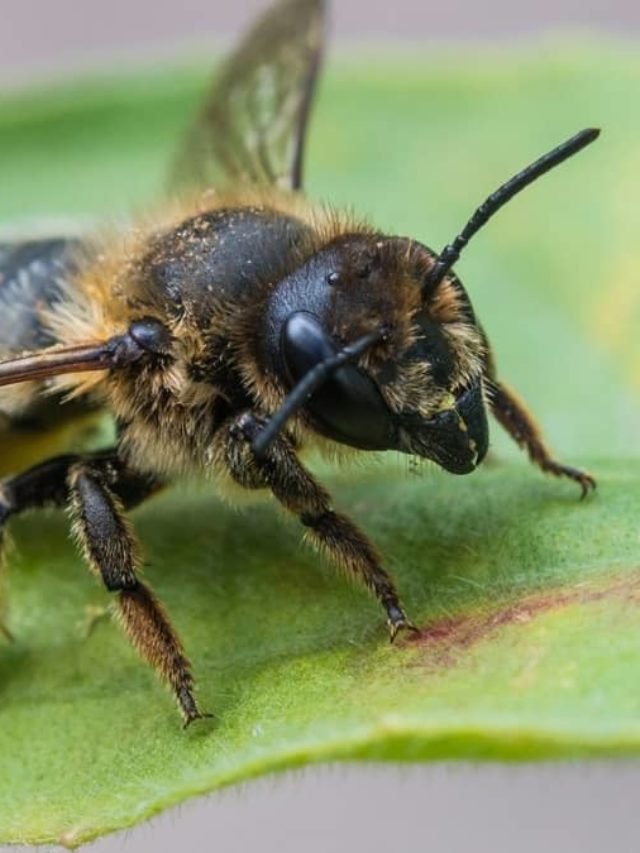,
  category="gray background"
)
[1,2,639,852]
[0,0,639,85]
